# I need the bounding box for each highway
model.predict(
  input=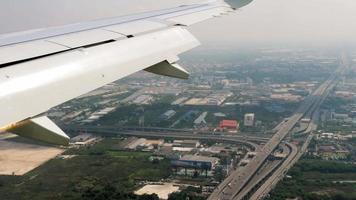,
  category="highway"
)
[208,104,314,199]
[65,124,271,141]
[208,55,347,200]
[234,143,292,200]
[67,61,342,200]
[249,143,299,200]
[64,126,263,151]
[66,55,348,200]
[250,65,339,200]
